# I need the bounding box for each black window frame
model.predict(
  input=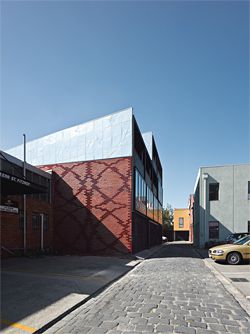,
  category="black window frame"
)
[32,212,49,231]
[135,168,146,216]
[209,183,219,201]
[209,221,219,239]
[43,213,49,231]
[32,213,41,231]
[19,210,24,230]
